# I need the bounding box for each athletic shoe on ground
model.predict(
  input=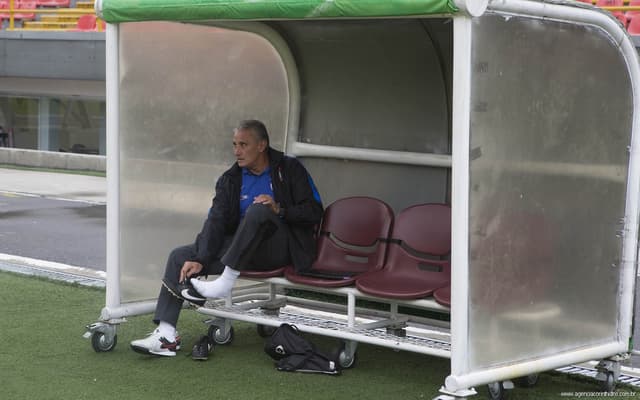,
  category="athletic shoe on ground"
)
[191,335,213,361]
[162,278,206,307]
[130,329,181,356]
